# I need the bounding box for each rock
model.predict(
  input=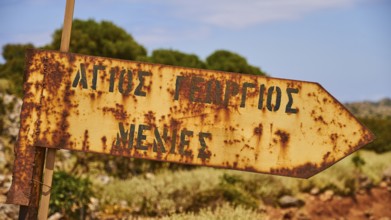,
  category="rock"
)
[0,140,5,165]
[145,172,155,180]
[8,112,19,121]
[310,187,320,195]
[97,175,110,185]
[0,194,6,203]
[364,210,373,219]
[119,200,128,208]
[379,181,388,188]
[0,151,5,166]
[296,211,310,220]
[383,166,391,181]
[282,210,294,220]
[59,150,72,159]
[48,212,63,220]
[0,174,5,185]
[7,127,19,137]
[1,94,14,105]
[0,204,19,220]
[278,195,305,208]
[3,181,11,192]
[320,190,334,202]
[359,175,373,189]
[88,197,99,212]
